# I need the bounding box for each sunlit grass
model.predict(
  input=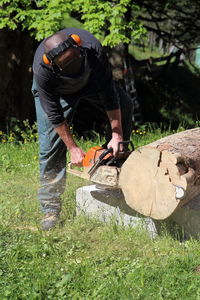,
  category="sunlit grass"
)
[0,124,200,299]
